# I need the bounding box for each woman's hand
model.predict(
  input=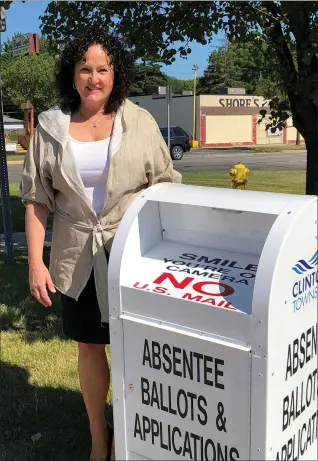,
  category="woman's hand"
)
[29,261,56,307]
